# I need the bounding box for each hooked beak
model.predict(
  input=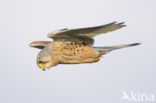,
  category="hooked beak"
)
[38,63,46,71]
